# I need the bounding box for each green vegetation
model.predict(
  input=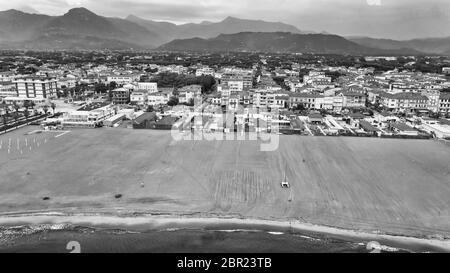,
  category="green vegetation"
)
[150,72,216,94]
